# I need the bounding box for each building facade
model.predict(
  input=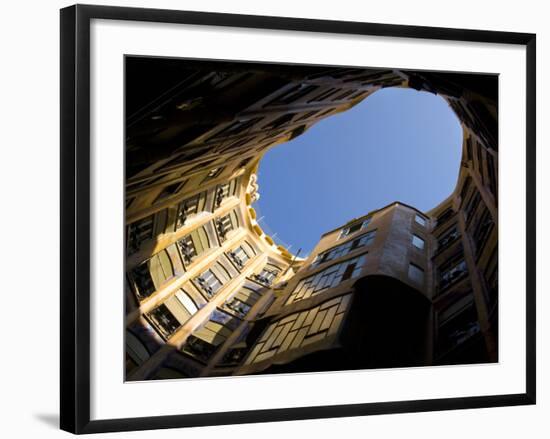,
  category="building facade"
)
[125,58,498,380]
